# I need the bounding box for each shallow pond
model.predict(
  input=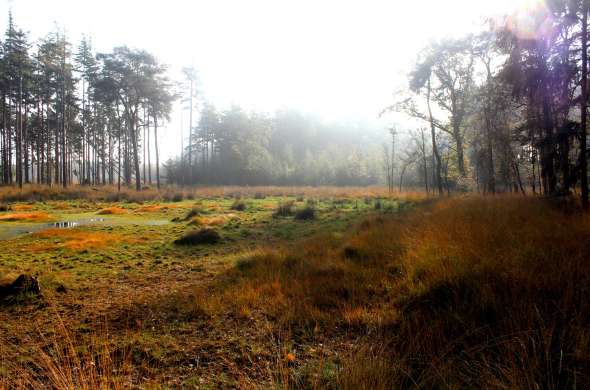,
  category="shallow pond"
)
[0,215,169,240]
